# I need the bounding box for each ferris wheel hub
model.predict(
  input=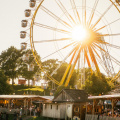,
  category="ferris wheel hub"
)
[71,25,96,45]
